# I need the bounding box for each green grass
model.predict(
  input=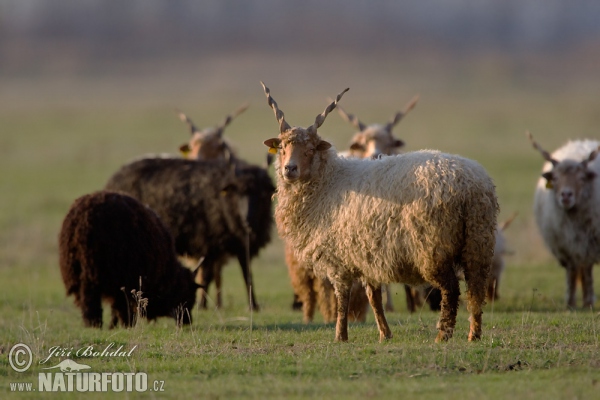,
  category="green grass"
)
[1,55,599,398]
